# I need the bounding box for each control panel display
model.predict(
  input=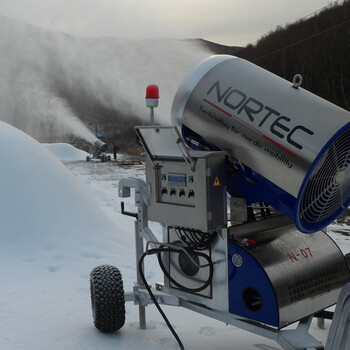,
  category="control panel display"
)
[146,150,226,230]
[168,173,186,186]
